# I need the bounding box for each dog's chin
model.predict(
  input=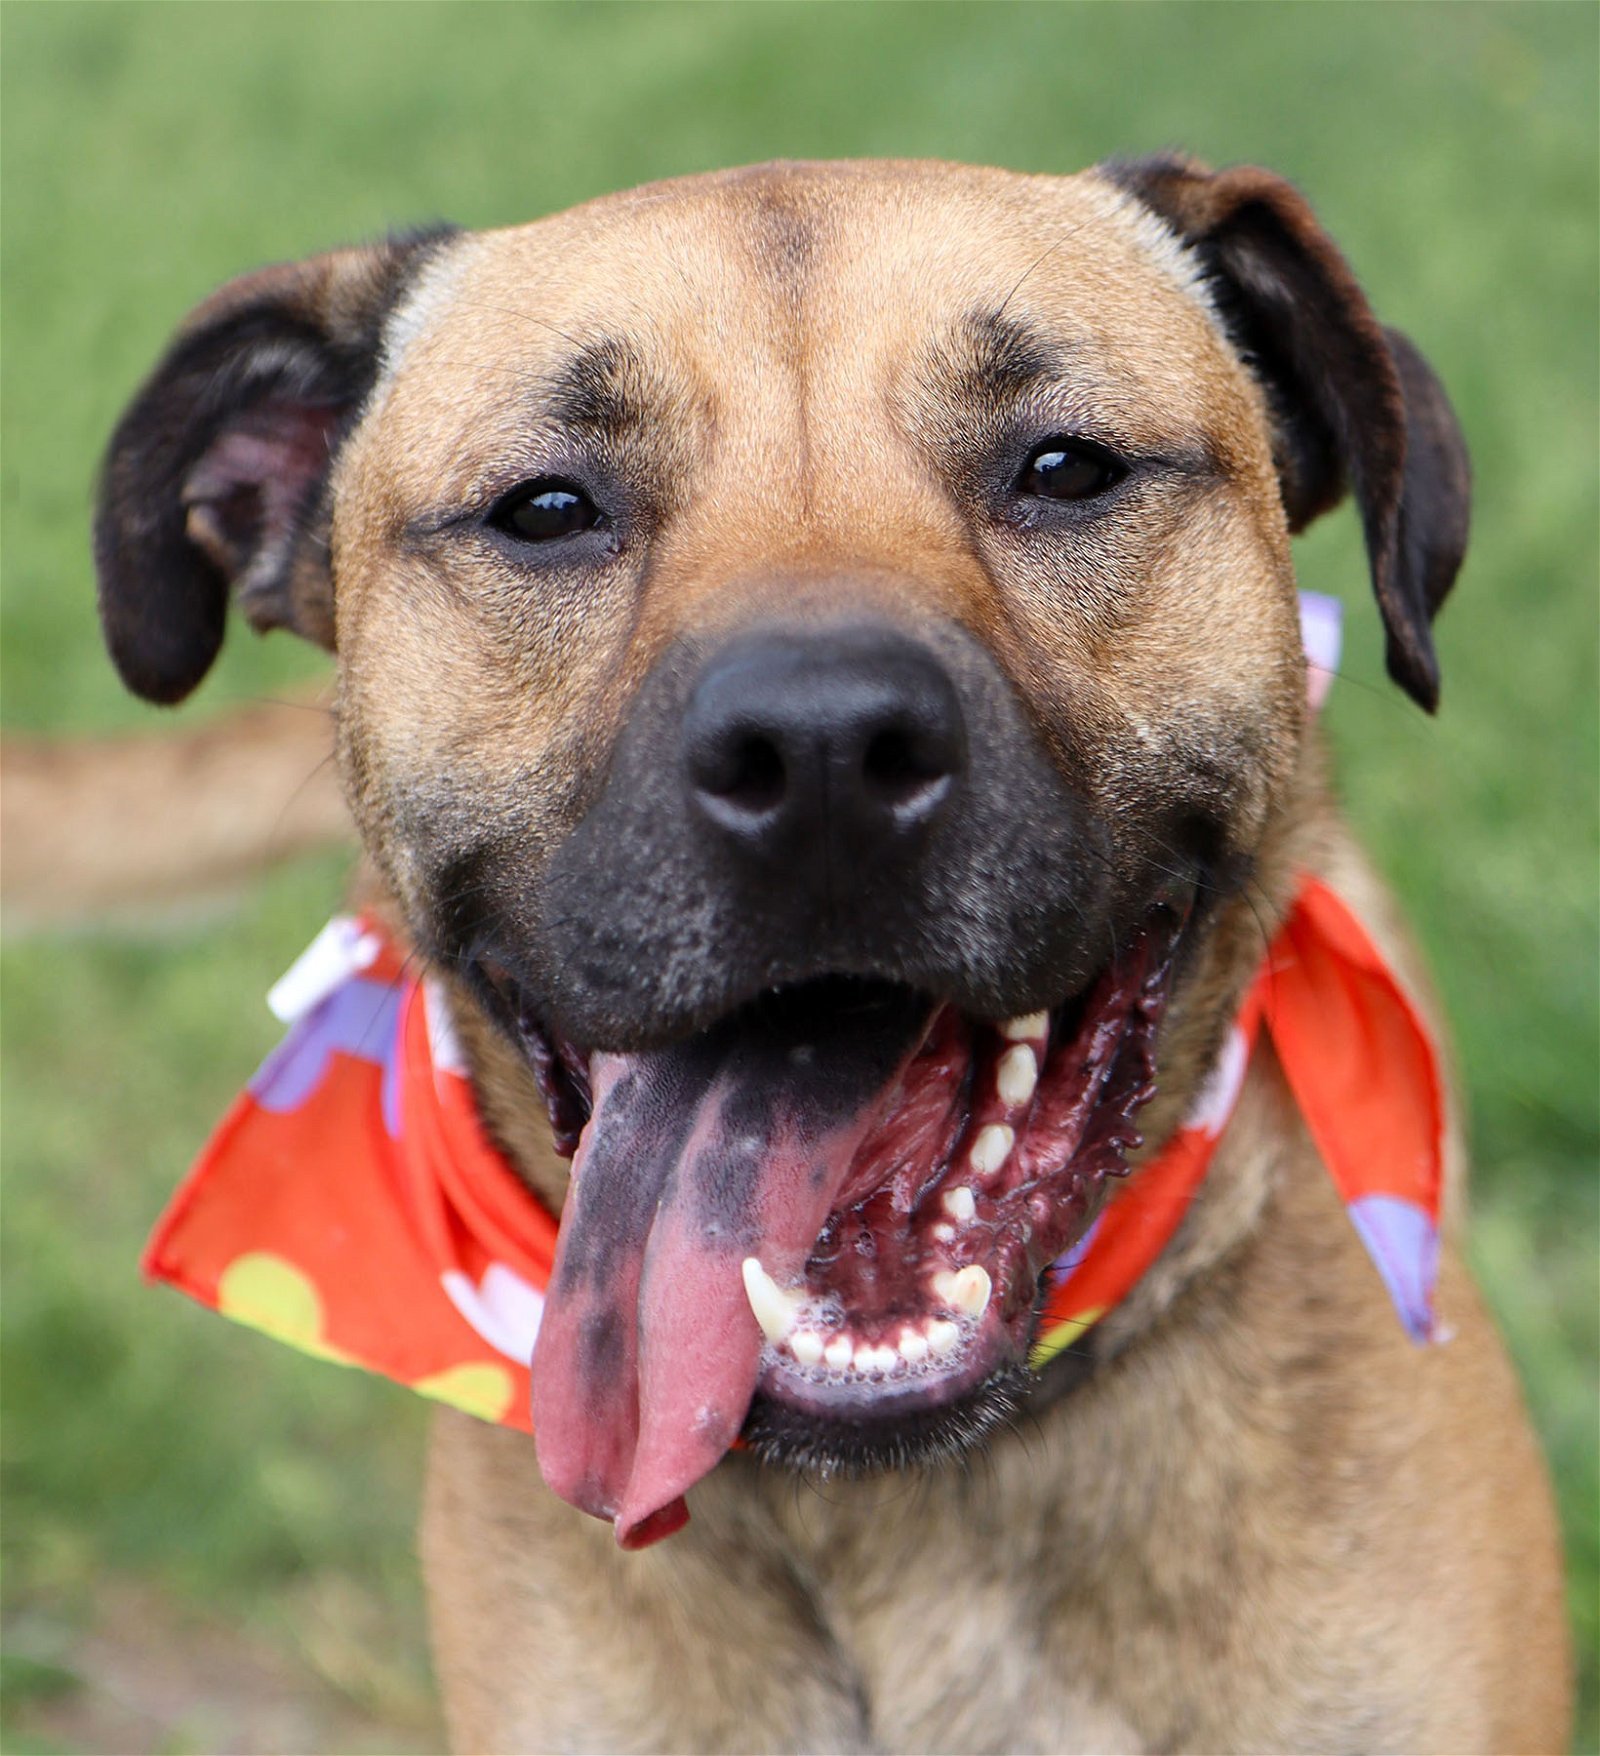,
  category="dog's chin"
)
[473,899,1186,1529]
[740,1357,1037,1477]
